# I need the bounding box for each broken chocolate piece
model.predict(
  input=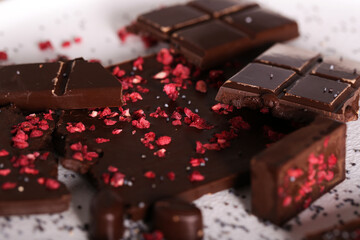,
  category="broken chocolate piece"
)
[0,105,70,216]
[0,58,123,111]
[216,43,360,122]
[251,117,346,225]
[90,189,124,240]
[153,198,203,240]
